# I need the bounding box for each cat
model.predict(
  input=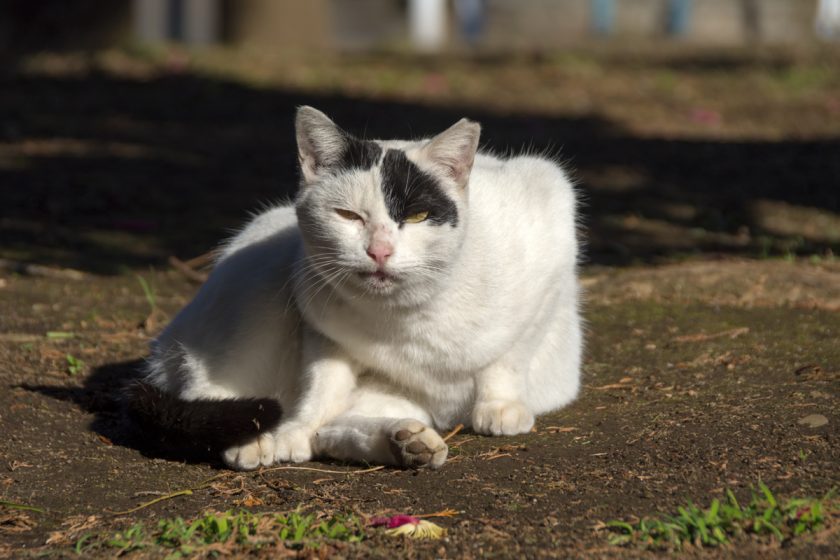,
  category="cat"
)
[129,106,582,471]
